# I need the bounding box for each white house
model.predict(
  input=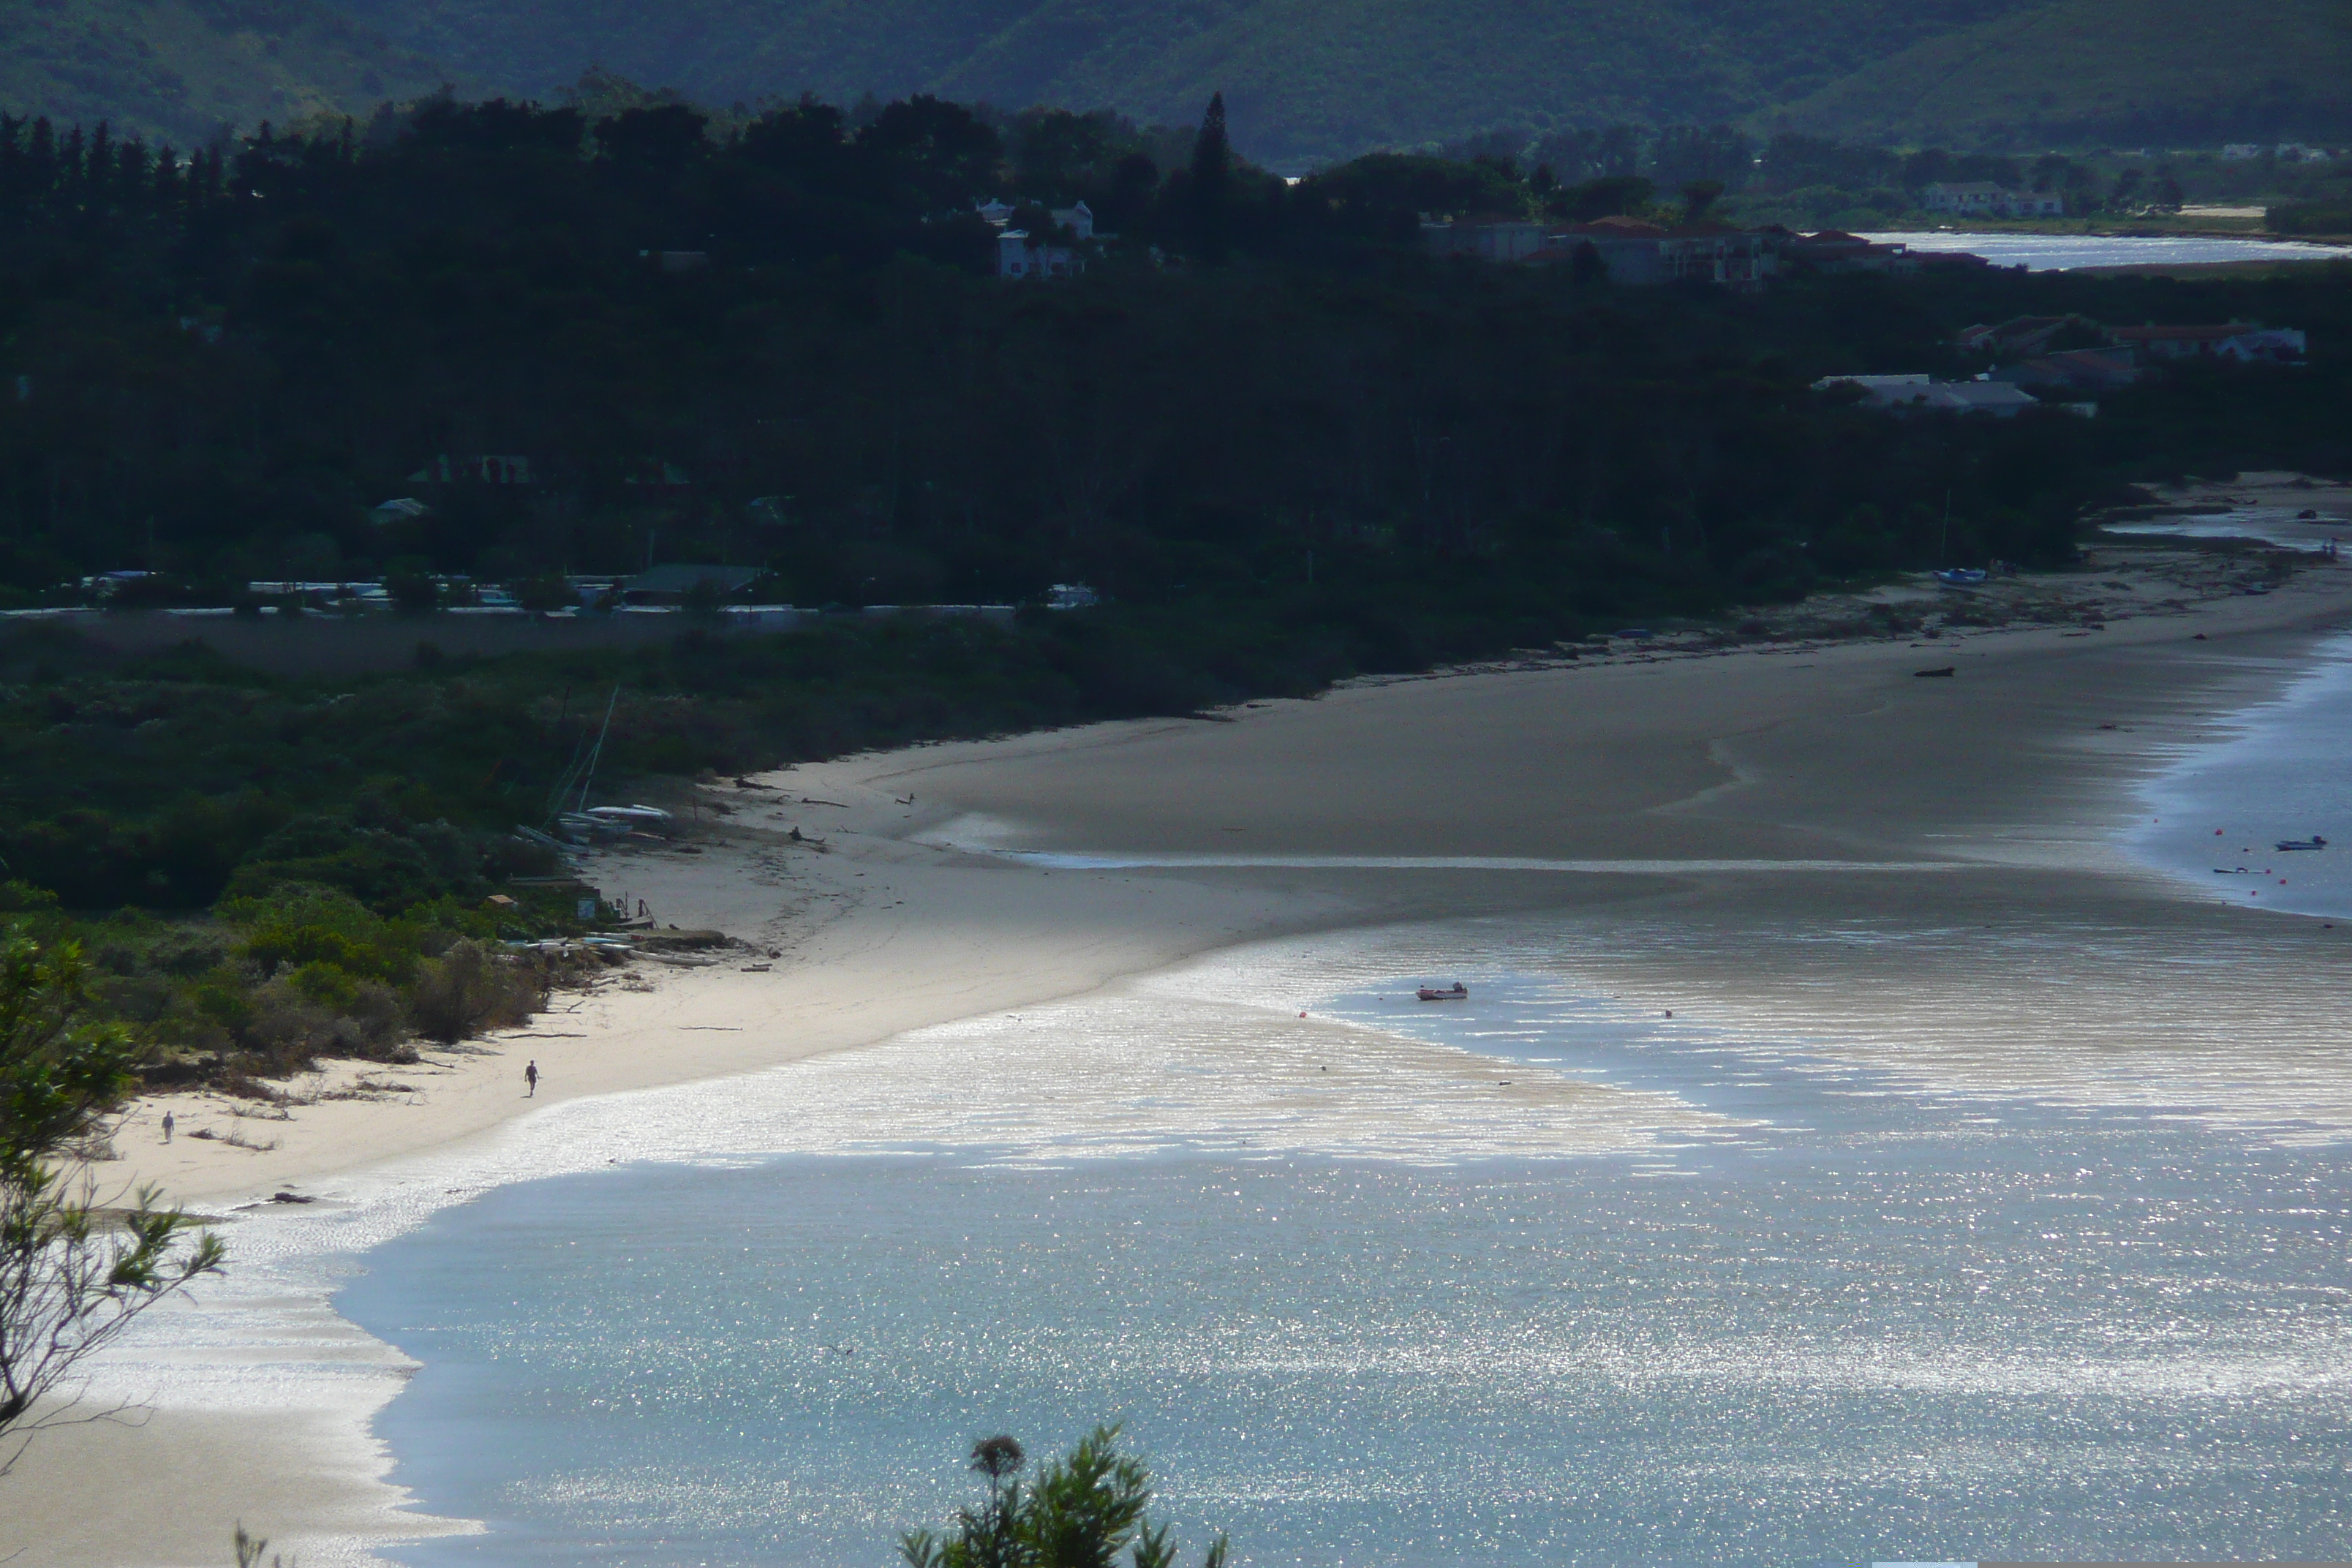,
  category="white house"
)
[985,198,1103,279]
[1923,181,2002,214]
[998,230,1083,280]
[979,198,1103,239]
